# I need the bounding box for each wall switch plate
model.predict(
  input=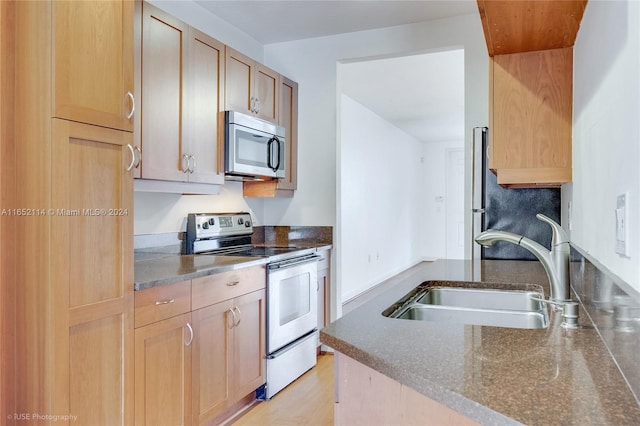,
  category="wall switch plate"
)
[615,193,629,256]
